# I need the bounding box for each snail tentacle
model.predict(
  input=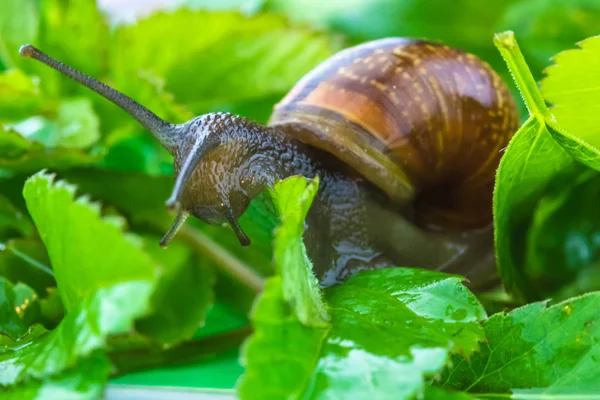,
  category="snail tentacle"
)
[19,44,179,152]
[160,210,190,248]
